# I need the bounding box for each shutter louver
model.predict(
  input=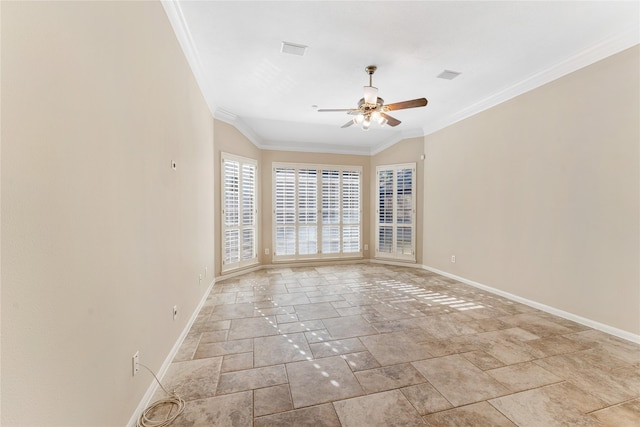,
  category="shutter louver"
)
[275,168,296,256]
[342,171,360,253]
[222,154,258,272]
[272,163,361,260]
[298,169,318,255]
[375,164,416,261]
[322,170,340,254]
